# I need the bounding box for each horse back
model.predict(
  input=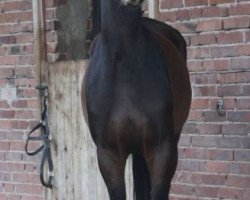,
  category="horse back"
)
[142,18,191,135]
